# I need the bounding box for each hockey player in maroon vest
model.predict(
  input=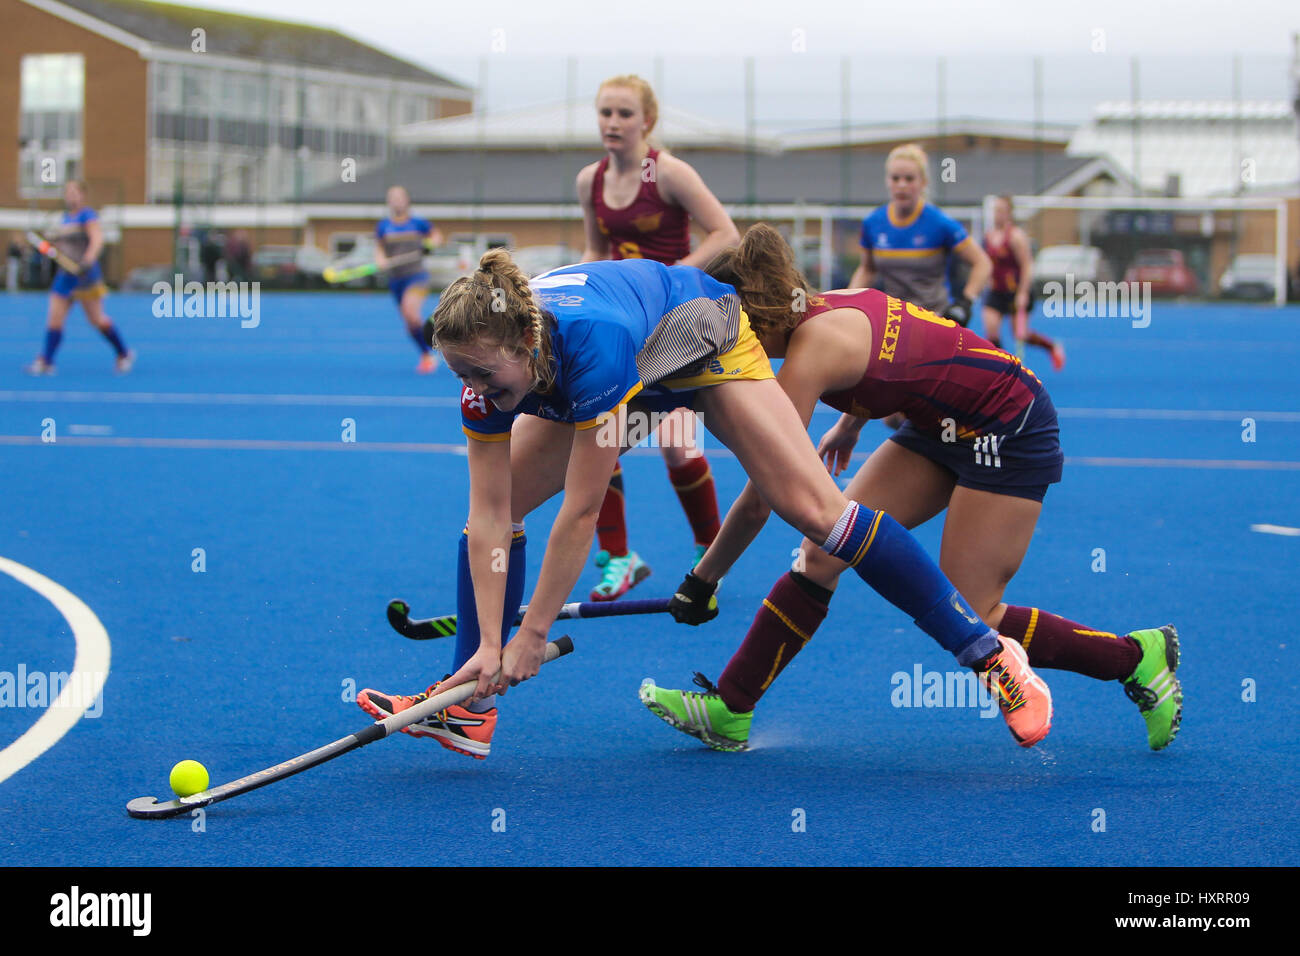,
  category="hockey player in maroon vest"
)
[575,75,740,602]
[639,224,1181,754]
[982,195,1065,369]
